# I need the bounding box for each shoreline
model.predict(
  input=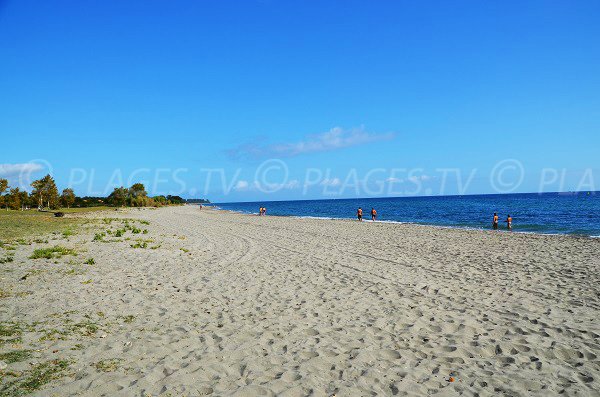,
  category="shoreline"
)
[205,205,599,240]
